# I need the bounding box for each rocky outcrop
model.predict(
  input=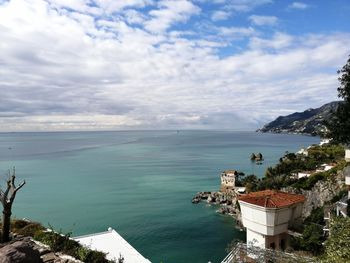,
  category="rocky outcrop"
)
[0,238,42,263]
[192,191,242,222]
[192,191,211,203]
[192,191,236,205]
[0,237,81,263]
